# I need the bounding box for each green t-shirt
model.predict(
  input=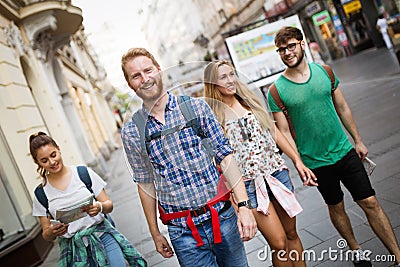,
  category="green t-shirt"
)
[267,63,353,169]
